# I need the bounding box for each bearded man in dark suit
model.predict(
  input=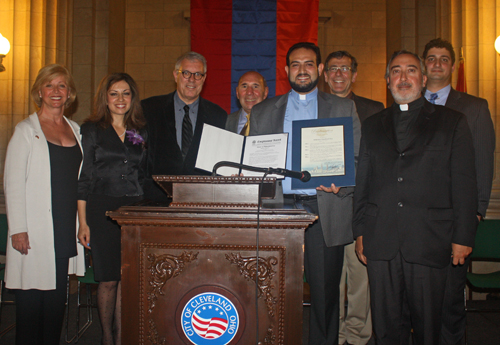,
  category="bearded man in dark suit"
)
[141,52,227,202]
[250,42,361,345]
[324,50,384,345]
[353,50,477,345]
[422,37,495,345]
